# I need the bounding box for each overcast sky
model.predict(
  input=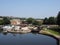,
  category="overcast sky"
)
[0,0,60,18]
